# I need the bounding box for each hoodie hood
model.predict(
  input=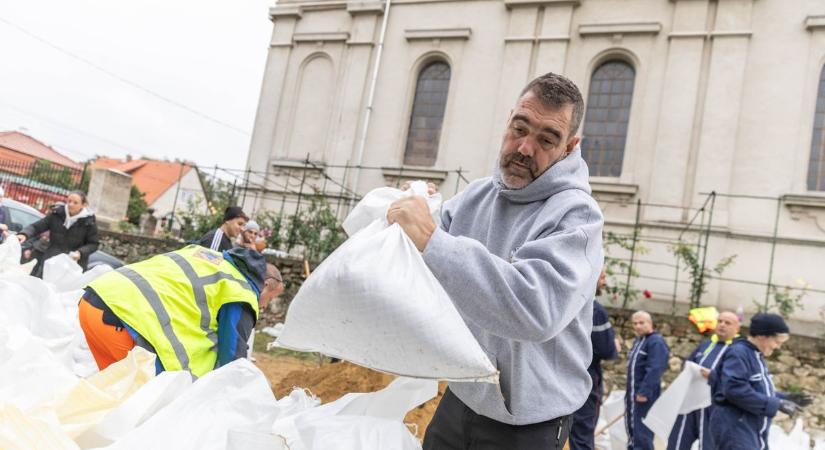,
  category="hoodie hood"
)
[63,205,93,229]
[224,247,266,294]
[492,144,592,204]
